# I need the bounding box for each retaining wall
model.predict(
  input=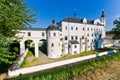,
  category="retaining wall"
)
[8,50,117,77]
